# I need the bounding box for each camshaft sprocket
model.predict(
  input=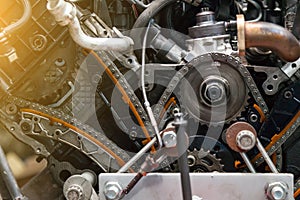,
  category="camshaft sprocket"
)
[179,54,249,125]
